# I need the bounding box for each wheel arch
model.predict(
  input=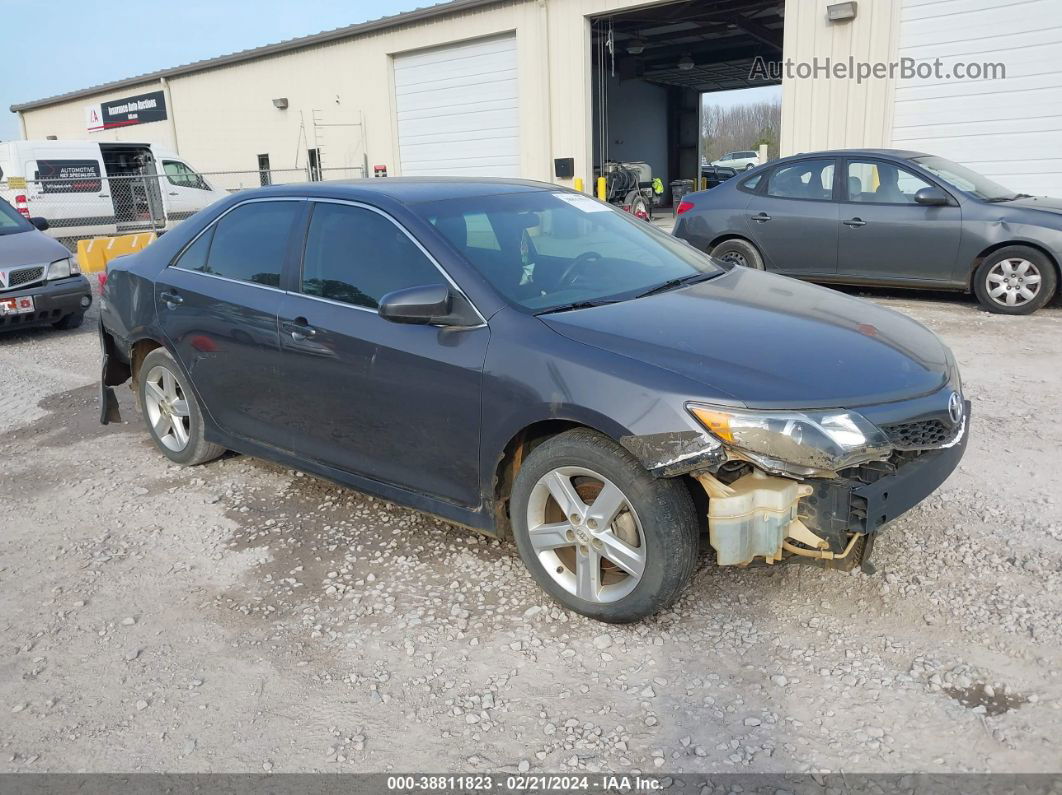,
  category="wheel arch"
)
[707,232,758,252]
[490,417,621,539]
[970,240,1061,294]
